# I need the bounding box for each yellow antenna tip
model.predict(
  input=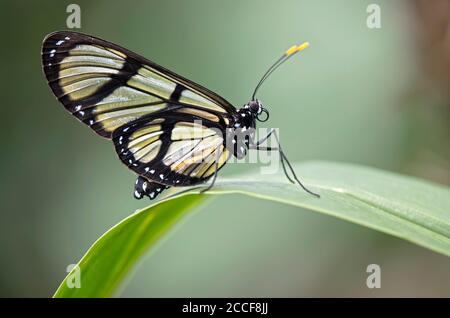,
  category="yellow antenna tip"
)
[285,41,310,56]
